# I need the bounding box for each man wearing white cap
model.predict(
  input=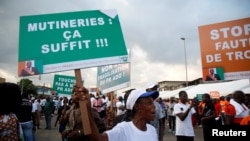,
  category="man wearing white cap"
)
[73,84,159,141]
